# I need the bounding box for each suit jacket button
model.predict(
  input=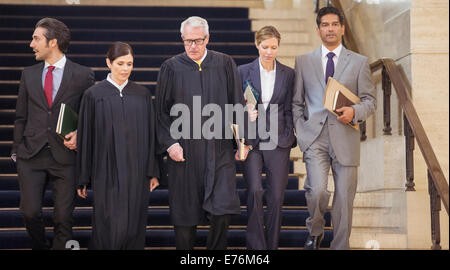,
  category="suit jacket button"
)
[319,122,324,125]
[47,127,51,130]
